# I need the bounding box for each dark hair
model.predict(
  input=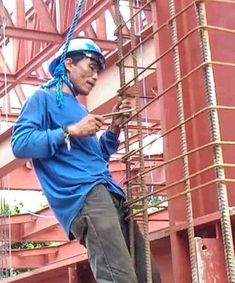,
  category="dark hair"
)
[65,51,102,71]
[65,51,85,65]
